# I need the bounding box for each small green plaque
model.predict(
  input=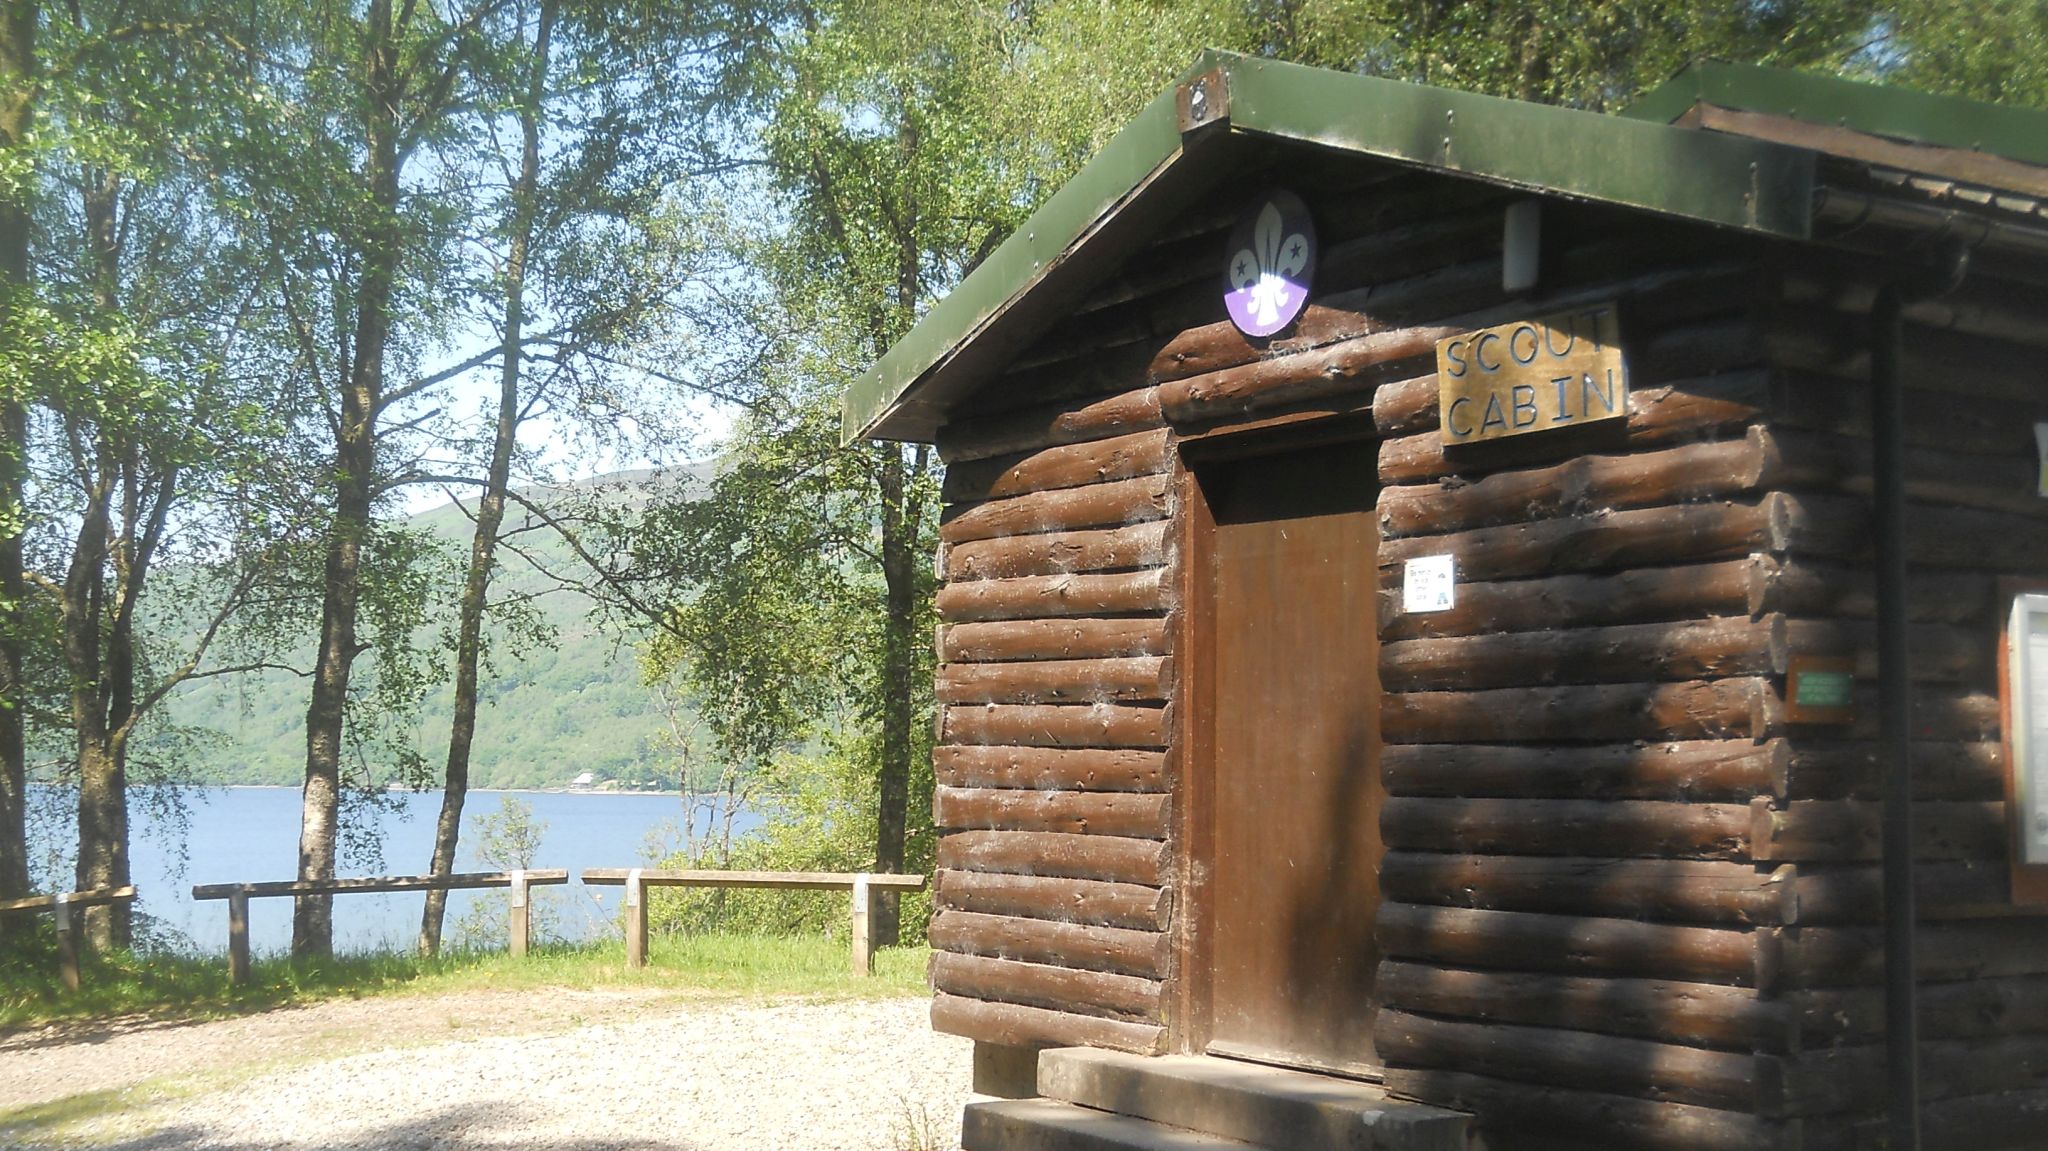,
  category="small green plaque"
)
[1785,655,1857,725]
[1793,670,1854,709]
